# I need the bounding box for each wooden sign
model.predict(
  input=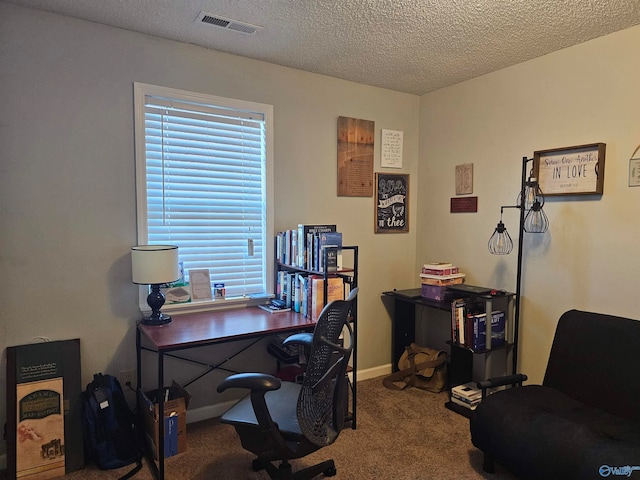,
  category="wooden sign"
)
[450,196,478,213]
[375,173,409,233]
[337,116,374,197]
[533,143,606,196]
